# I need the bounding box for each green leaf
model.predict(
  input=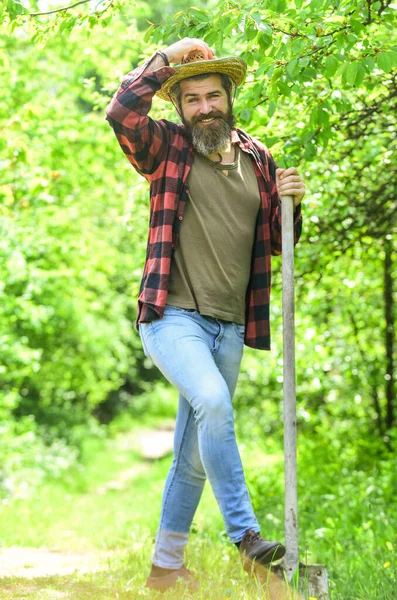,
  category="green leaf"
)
[317,107,329,126]
[224,18,238,36]
[268,101,277,117]
[362,56,375,72]
[304,140,317,159]
[324,55,338,78]
[309,0,323,10]
[303,67,317,79]
[271,67,283,84]
[252,13,272,36]
[268,83,278,104]
[258,33,273,50]
[343,62,358,86]
[355,62,366,87]
[246,27,258,41]
[152,26,163,45]
[347,33,358,44]
[144,24,155,43]
[287,58,299,77]
[299,57,310,68]
[189,7,208,23]
[265,136,279,147]
[350,19,364,34]
[302,130,315,143]
[377,51,397,73]
[291,37,305,55]
[7,0,28,19]
[100,15,112,28]
[240,108,252,122]
[203,30,218,45]
[278,81,291,96]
